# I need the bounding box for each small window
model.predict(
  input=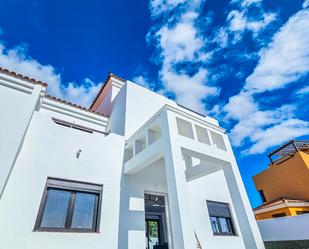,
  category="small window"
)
[207,201,235,236]
[296,211,309,215]
[34,178,103,232]
[272,212,286,218]
[258,190,266,203]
